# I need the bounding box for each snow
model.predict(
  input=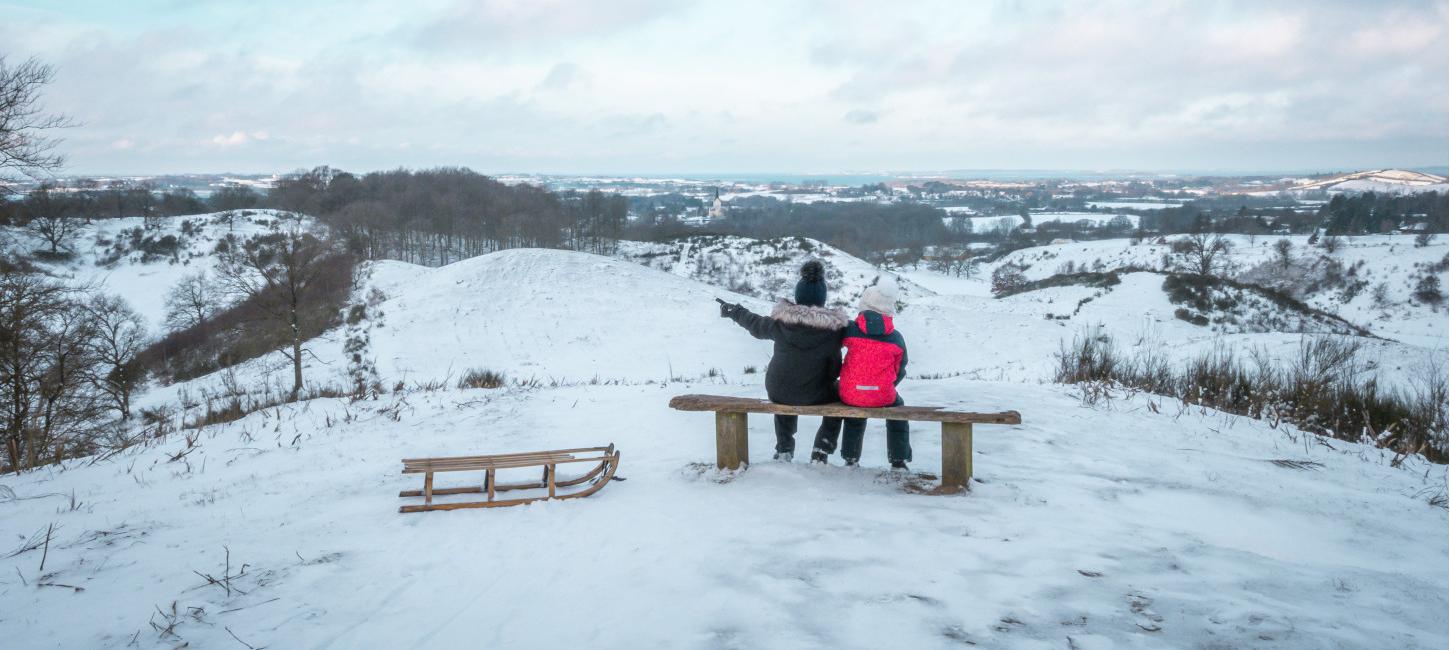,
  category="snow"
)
[2,379,1445,649]
[0,224,1446,648]
[1085,201,1184,210]
[358,250,779,384]
[1329,179,1450,195]
[1290,169,1449,195]
[618,236,930,311]
[962,212,1138,234]
[984,234,1450,352]
[6,210,301,331]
